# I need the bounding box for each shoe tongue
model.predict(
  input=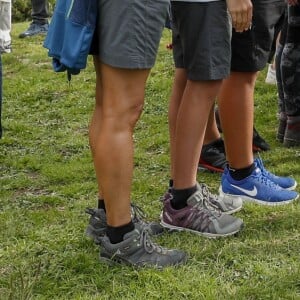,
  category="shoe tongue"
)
[186,191,203,206]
